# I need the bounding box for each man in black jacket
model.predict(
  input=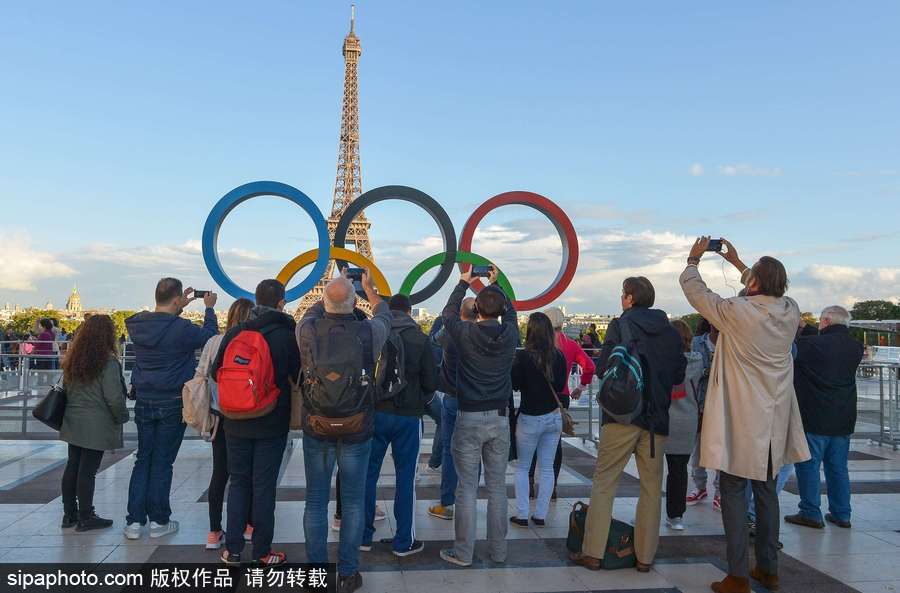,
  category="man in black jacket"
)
[210,279,299,567]
[786,305,863,529]
[573,276,686,572]
[438,267,518,568]
[360,294,438,557]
